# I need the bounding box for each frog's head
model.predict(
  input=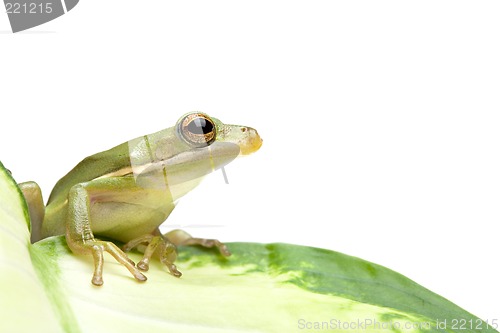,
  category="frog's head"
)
[176,112,262,156]
[138,112,262,189]
[128,112,262,198]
